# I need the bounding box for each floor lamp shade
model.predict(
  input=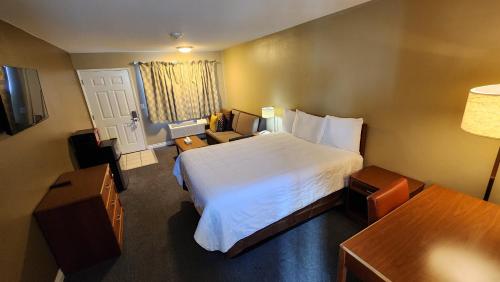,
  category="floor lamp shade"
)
[461,84,500,201]
[461,85,500,139]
